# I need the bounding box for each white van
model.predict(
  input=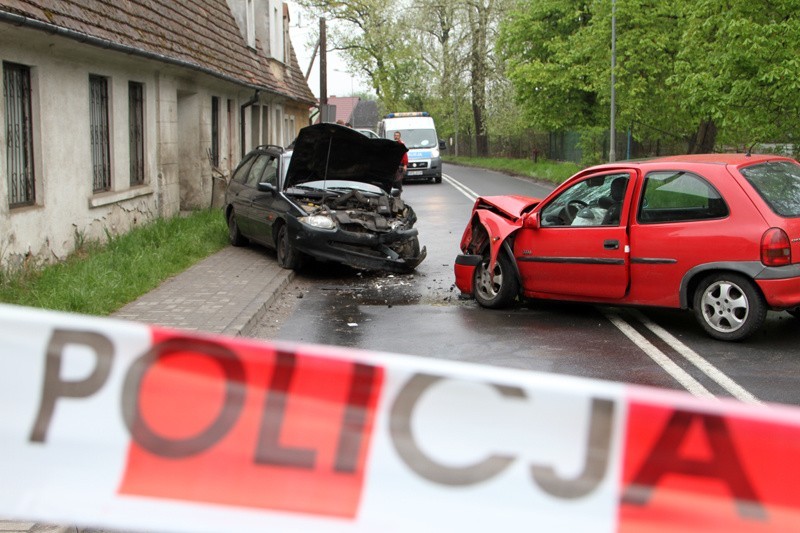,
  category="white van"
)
[378,112,444,184]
